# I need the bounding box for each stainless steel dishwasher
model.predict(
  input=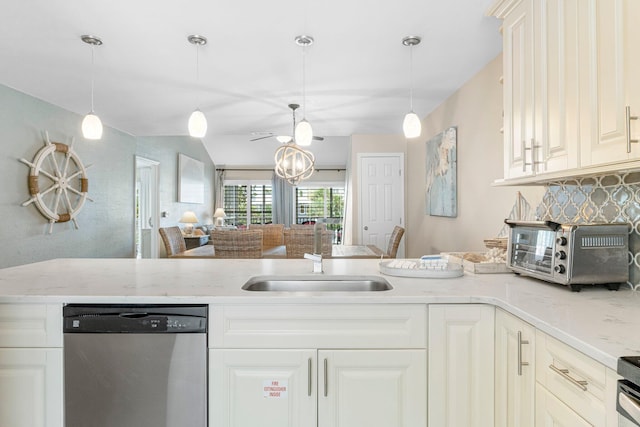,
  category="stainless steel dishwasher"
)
[63,304,207,427]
